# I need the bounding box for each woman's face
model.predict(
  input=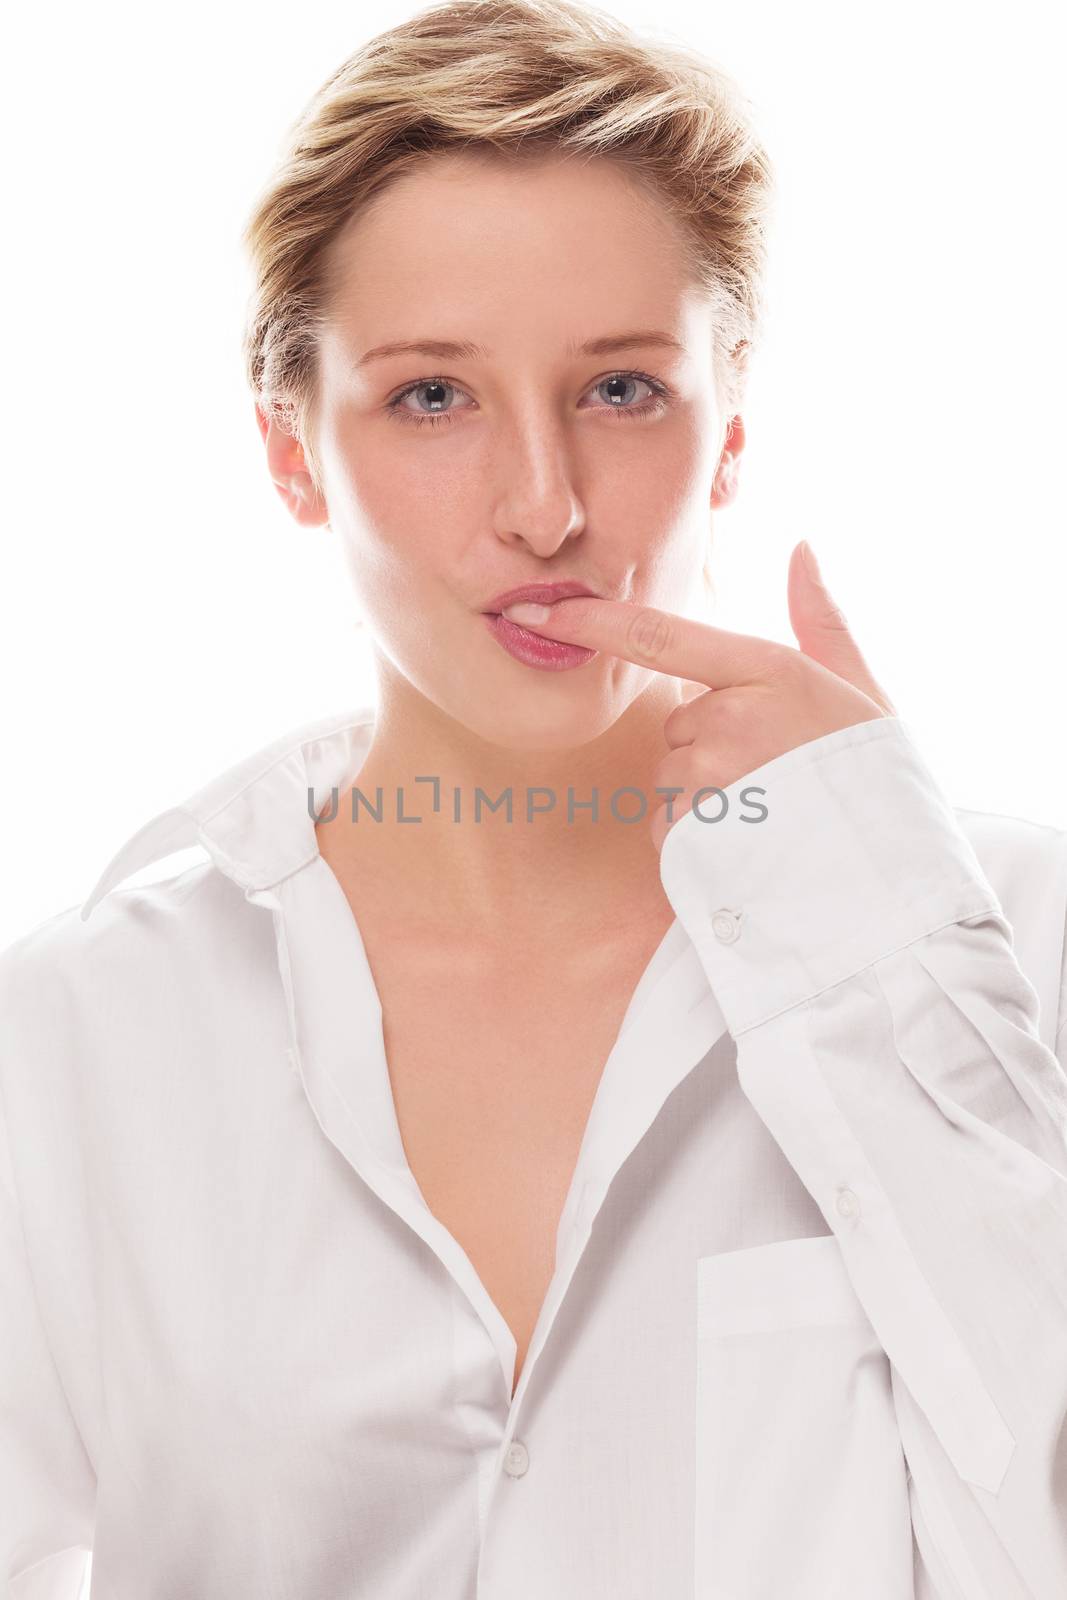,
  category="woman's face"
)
[264,149,744,749]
